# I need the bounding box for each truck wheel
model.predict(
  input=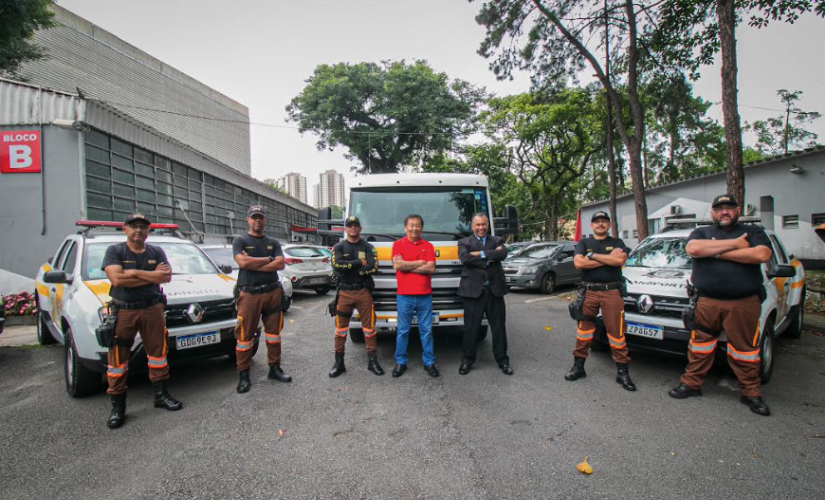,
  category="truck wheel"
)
[349,328,365,343]
[36,298,56,345]
[590,317,609,352]
[64,327,102,398]
[759,322,776,385]
[784,287,805,339]
[539,273,556,294]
